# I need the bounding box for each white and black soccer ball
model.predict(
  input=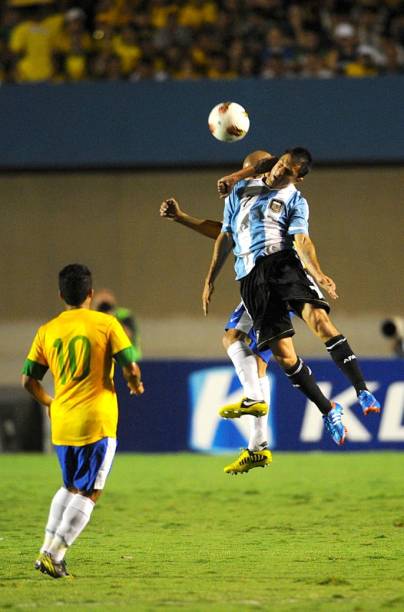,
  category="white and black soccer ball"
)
[208,101,250,142]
